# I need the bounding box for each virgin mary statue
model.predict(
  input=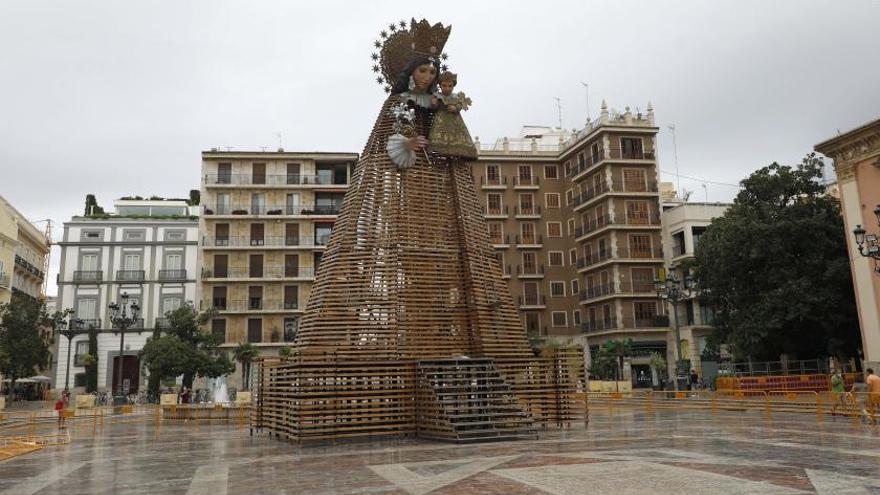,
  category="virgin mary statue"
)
[293,19,532,361]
